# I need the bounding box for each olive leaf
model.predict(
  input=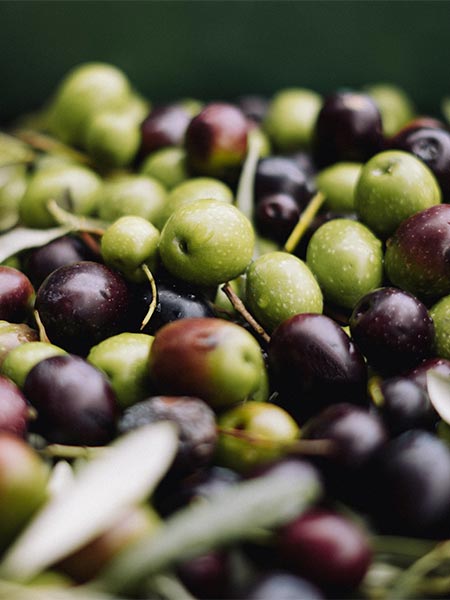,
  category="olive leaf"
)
[0,422,178,583]
[46,199,107,234]
[0,226,72,263]
[427,368,450,424]
[95,467,322,595]
[0,579,115,600]
[235,128,261,221]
